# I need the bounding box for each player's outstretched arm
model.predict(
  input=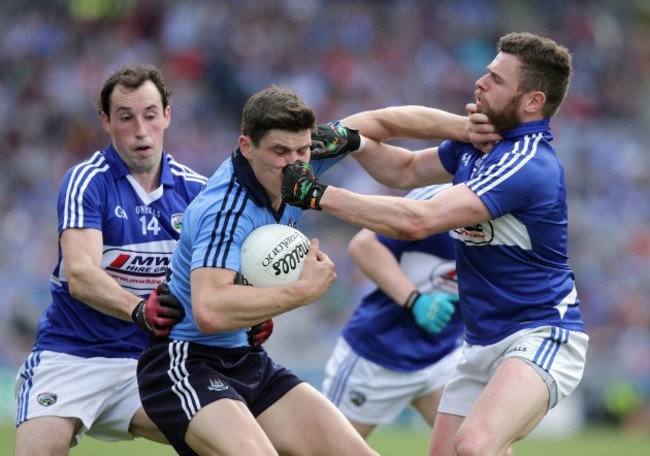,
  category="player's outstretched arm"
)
[63,228,184,336]
[62,228,149,320]
[282,160,492,239]
[310,106,501,189]
[310,107,482,190]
